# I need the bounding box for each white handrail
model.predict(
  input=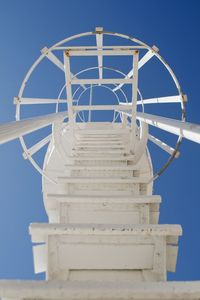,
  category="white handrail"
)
[0,111,67,145]
[136,112,200,144]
